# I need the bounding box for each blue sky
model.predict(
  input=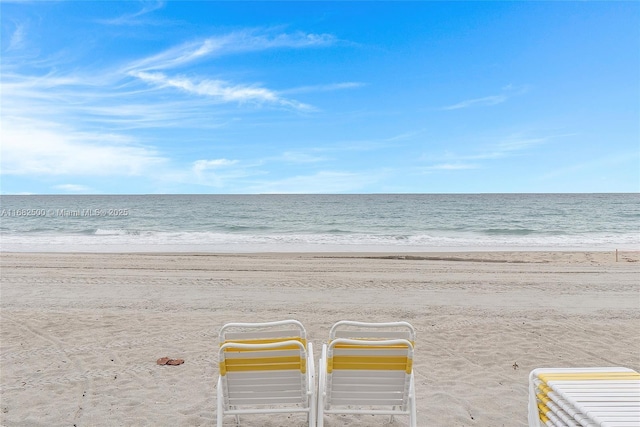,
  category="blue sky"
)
[1,1,638,194]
